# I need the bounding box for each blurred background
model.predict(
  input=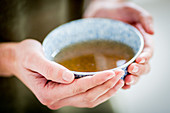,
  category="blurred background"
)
[112,0,170,113]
